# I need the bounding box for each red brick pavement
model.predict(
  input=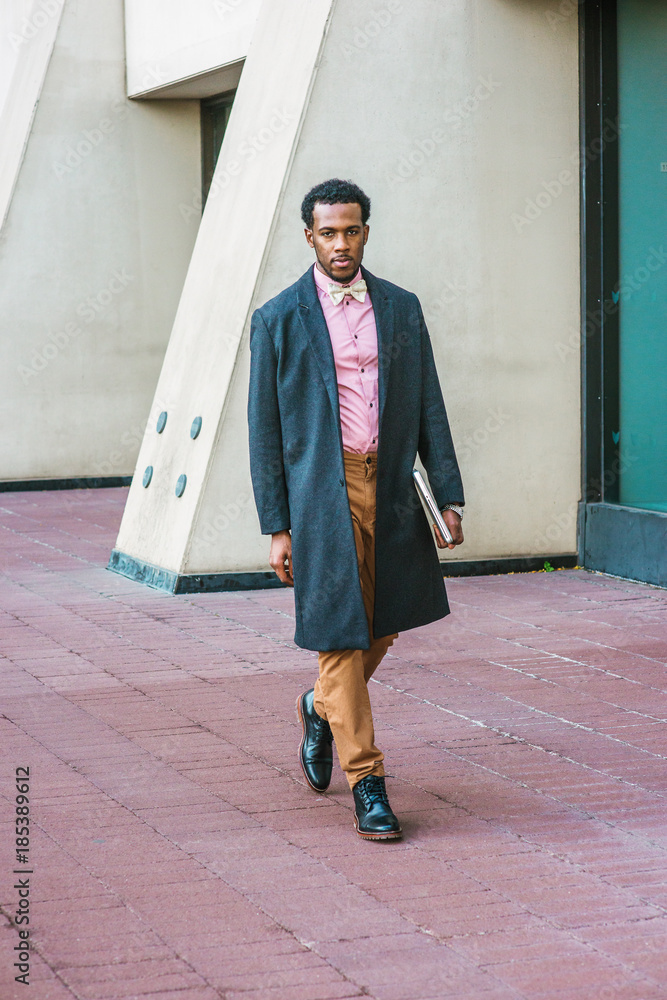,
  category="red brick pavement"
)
[0,487,666,1000]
